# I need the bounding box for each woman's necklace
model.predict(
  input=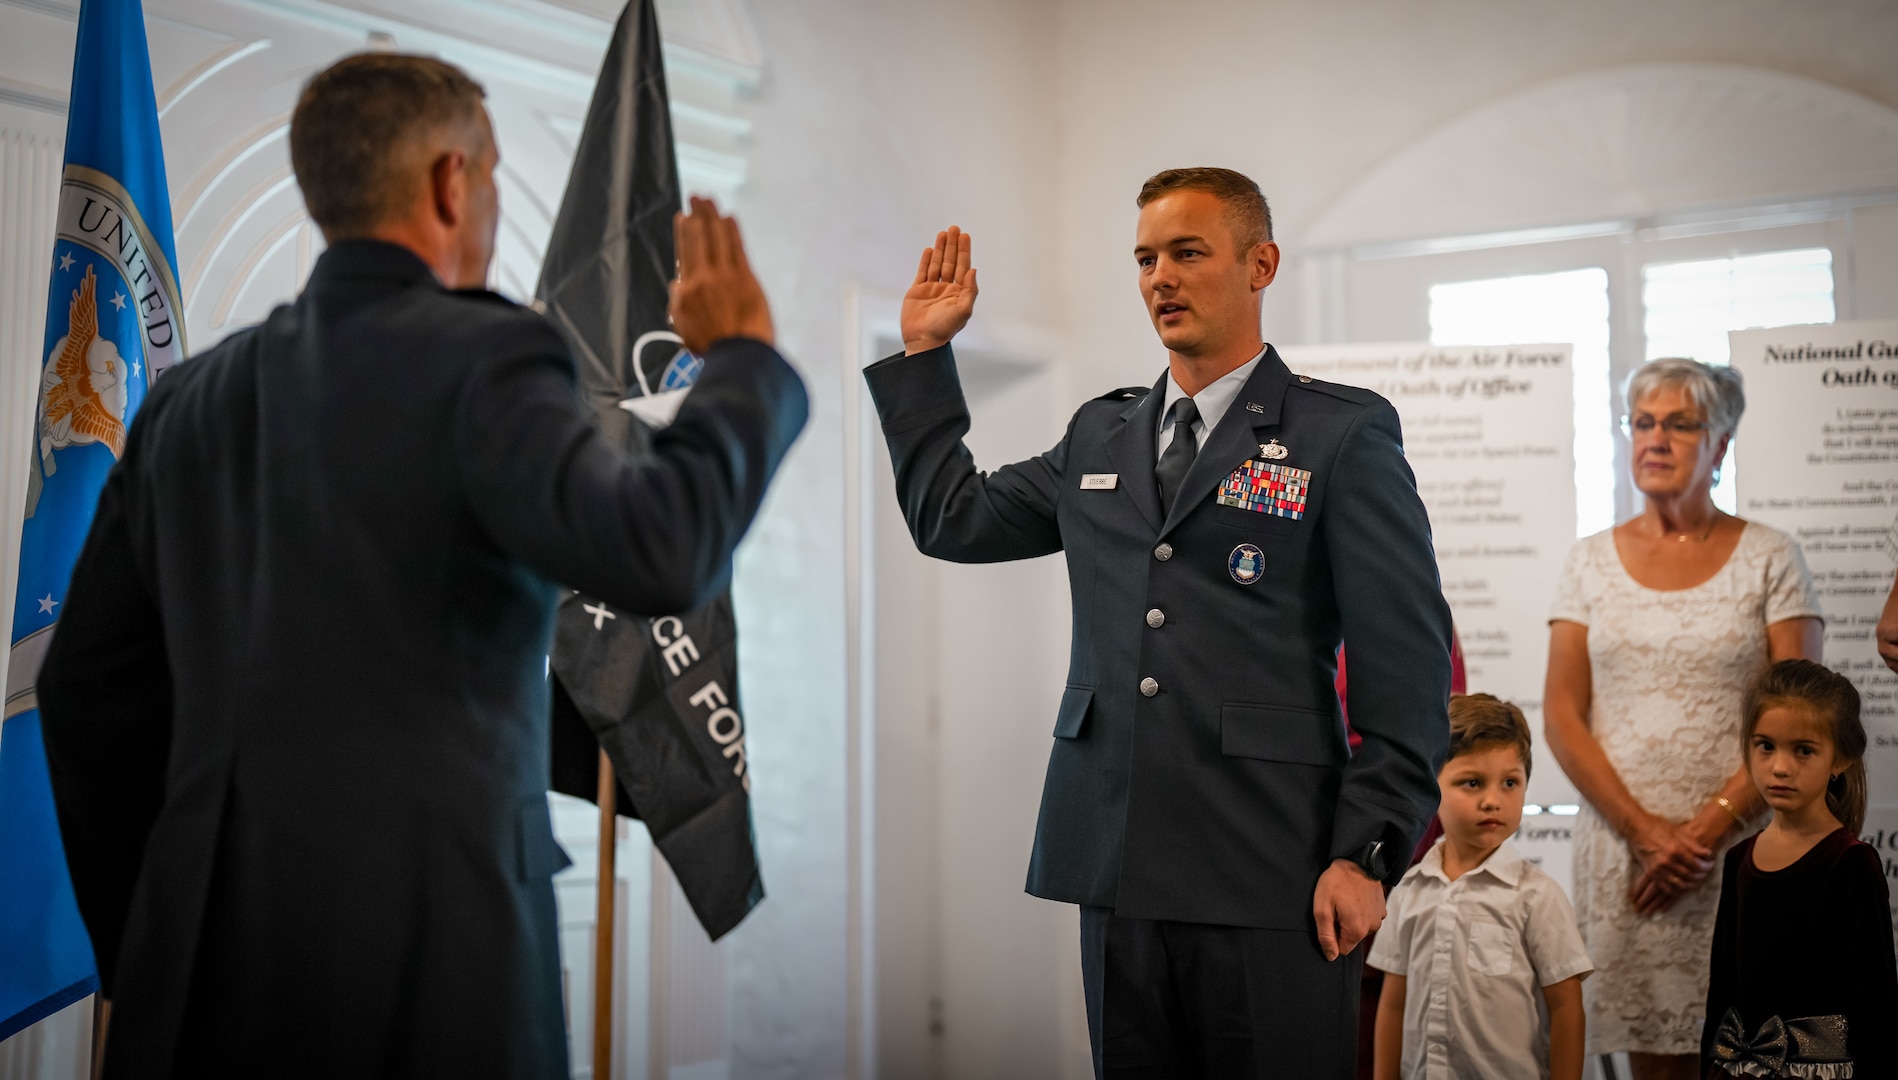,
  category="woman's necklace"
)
[1661,513,1719,543]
